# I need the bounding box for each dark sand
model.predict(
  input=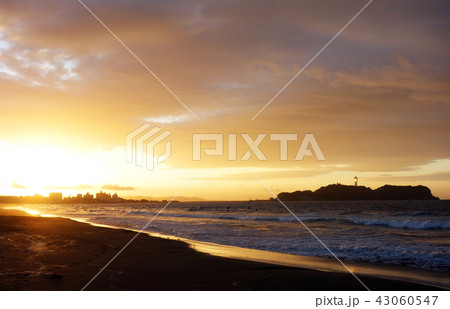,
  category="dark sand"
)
[0,209,443,291]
